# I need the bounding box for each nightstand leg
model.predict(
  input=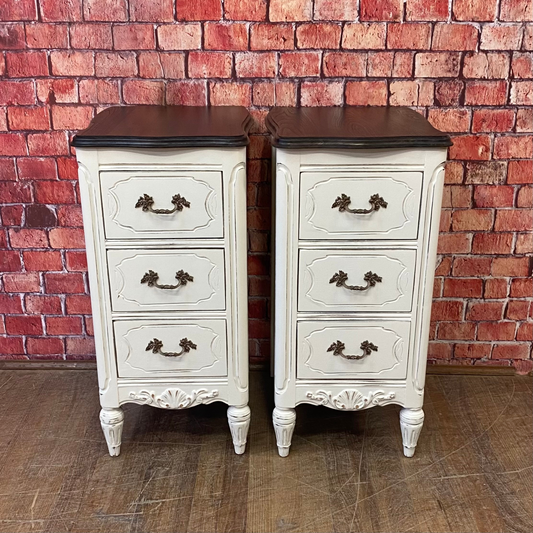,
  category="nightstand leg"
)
[227,405,251,455]
[400,408,424,457]
[100,407,124,457]
[273,407,296,457]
